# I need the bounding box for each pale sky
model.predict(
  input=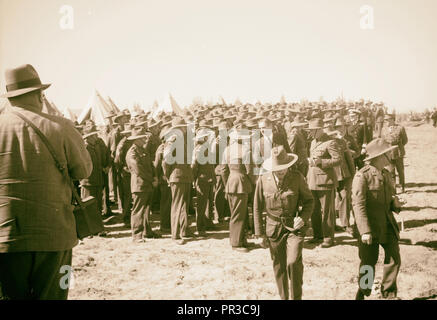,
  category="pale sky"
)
[1,0,436,113]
